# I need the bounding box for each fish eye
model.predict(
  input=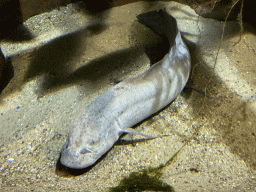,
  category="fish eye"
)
[89,140,95,145]
[79,147,91,154]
